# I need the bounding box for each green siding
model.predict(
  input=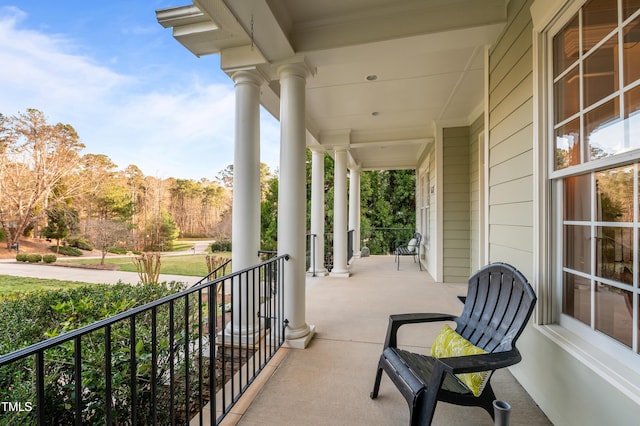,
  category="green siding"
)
[442,126,470,282]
